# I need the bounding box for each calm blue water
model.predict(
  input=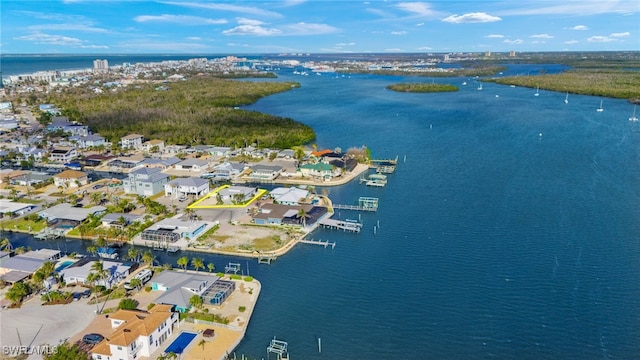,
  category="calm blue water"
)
[3,58,639,359]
